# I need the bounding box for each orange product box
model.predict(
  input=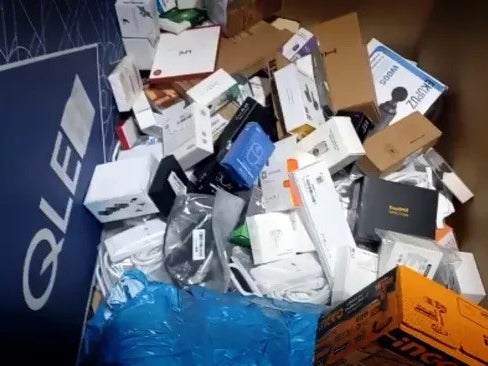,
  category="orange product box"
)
[314,266,488,366]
